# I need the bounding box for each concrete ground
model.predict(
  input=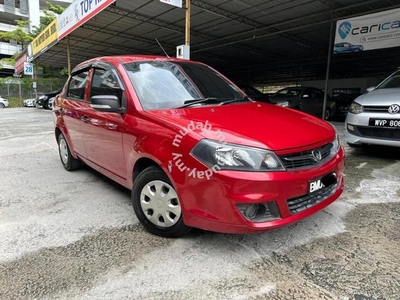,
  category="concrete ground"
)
[0,108,399,300]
